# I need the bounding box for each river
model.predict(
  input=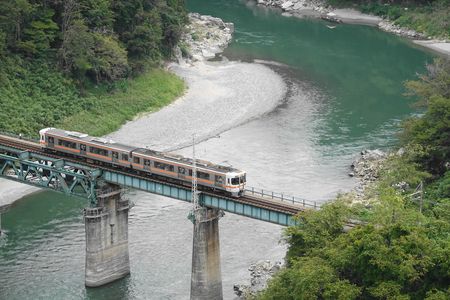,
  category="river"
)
[0,0,432,299]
